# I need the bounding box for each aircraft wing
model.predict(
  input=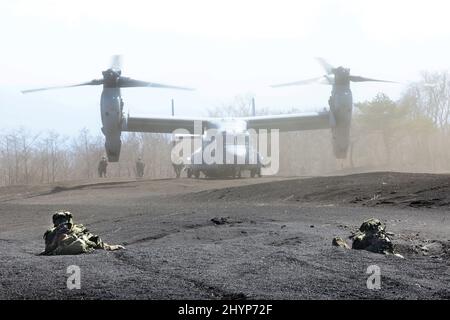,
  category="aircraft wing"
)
[243,111,331,132]
[124,111,332,134]
[124,116,210,134]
